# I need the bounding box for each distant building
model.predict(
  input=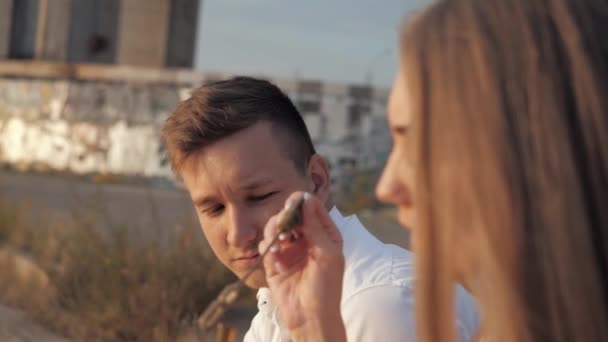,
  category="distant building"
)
[271,78,390,191]
[201,75,391,189]
[0,0,200,68]
[0,0,390,191]
[0,64,390,192]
